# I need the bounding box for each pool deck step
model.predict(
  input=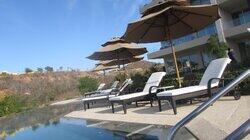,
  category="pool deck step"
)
[86,121,109,127]
[126,125,154,137]
[186,118,228,140]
